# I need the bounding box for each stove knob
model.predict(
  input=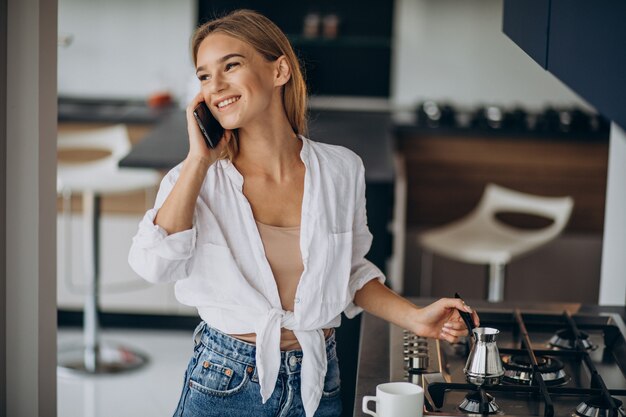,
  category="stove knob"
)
[408,353,429,371]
